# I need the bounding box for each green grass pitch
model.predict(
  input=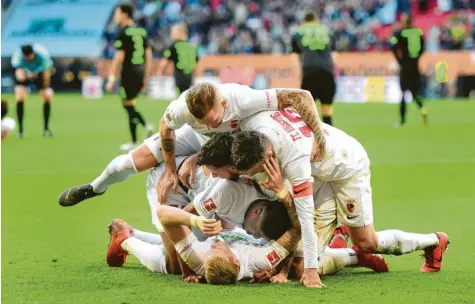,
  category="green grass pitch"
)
[1,94,474,303]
